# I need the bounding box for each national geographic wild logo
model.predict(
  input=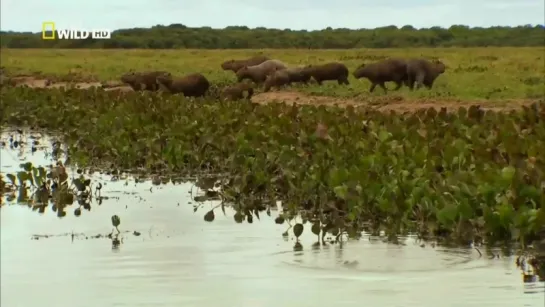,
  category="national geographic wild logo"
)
[42,21,112,40]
